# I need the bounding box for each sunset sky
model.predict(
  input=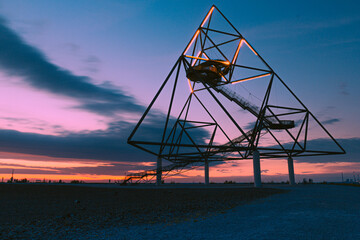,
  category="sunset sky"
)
[0,0,359,183]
